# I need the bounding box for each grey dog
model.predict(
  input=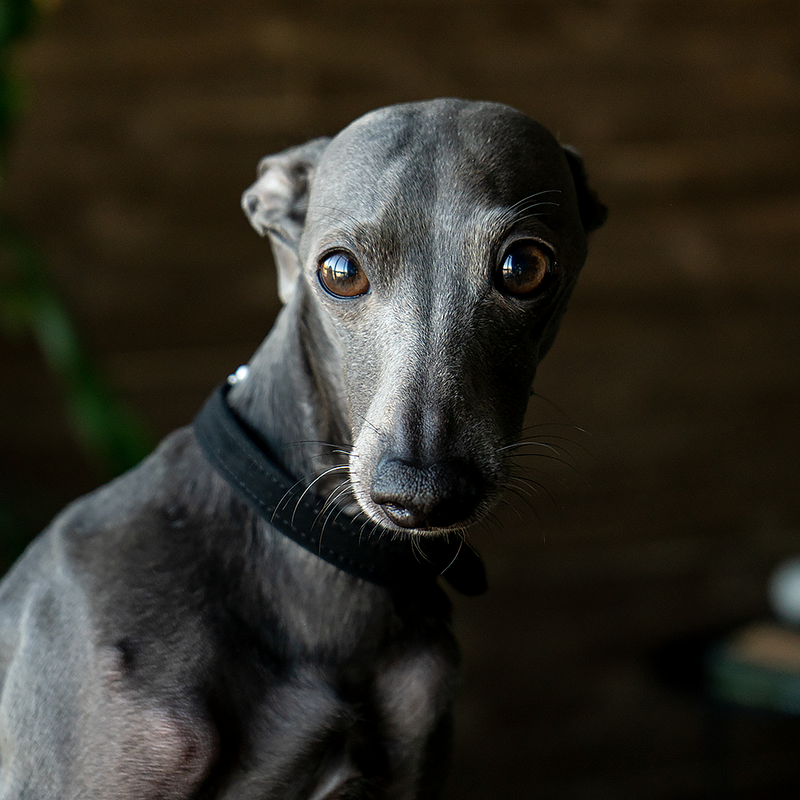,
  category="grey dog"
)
[0,99,605,798]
